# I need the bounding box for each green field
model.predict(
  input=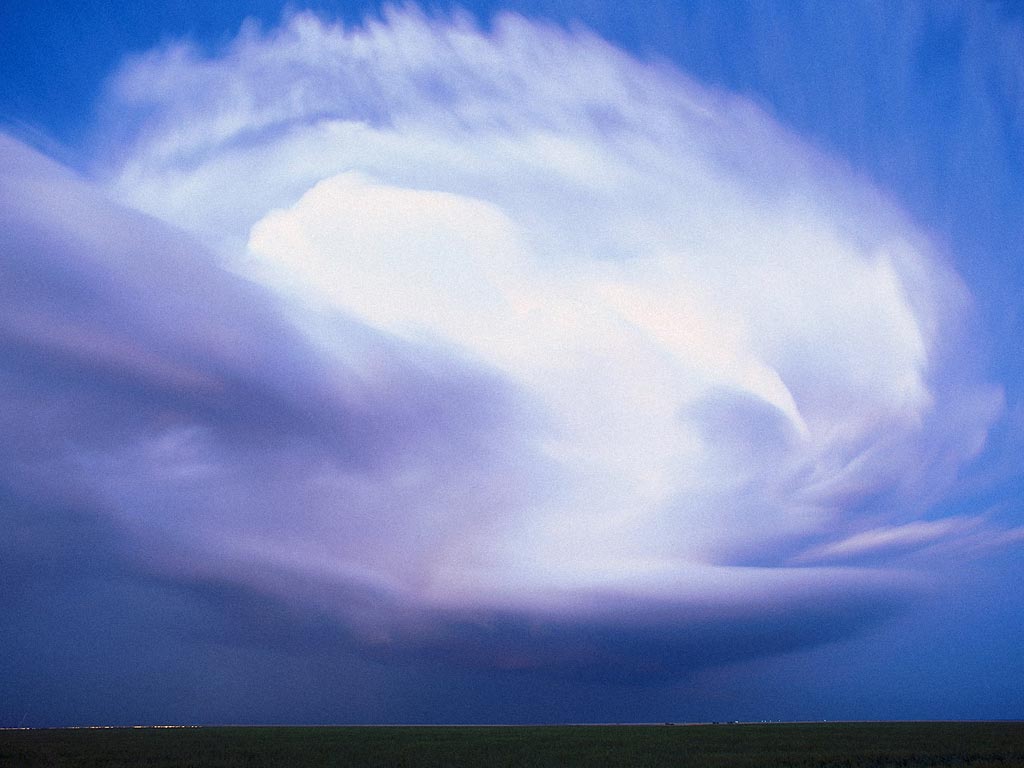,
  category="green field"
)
[2,721,1023,767]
